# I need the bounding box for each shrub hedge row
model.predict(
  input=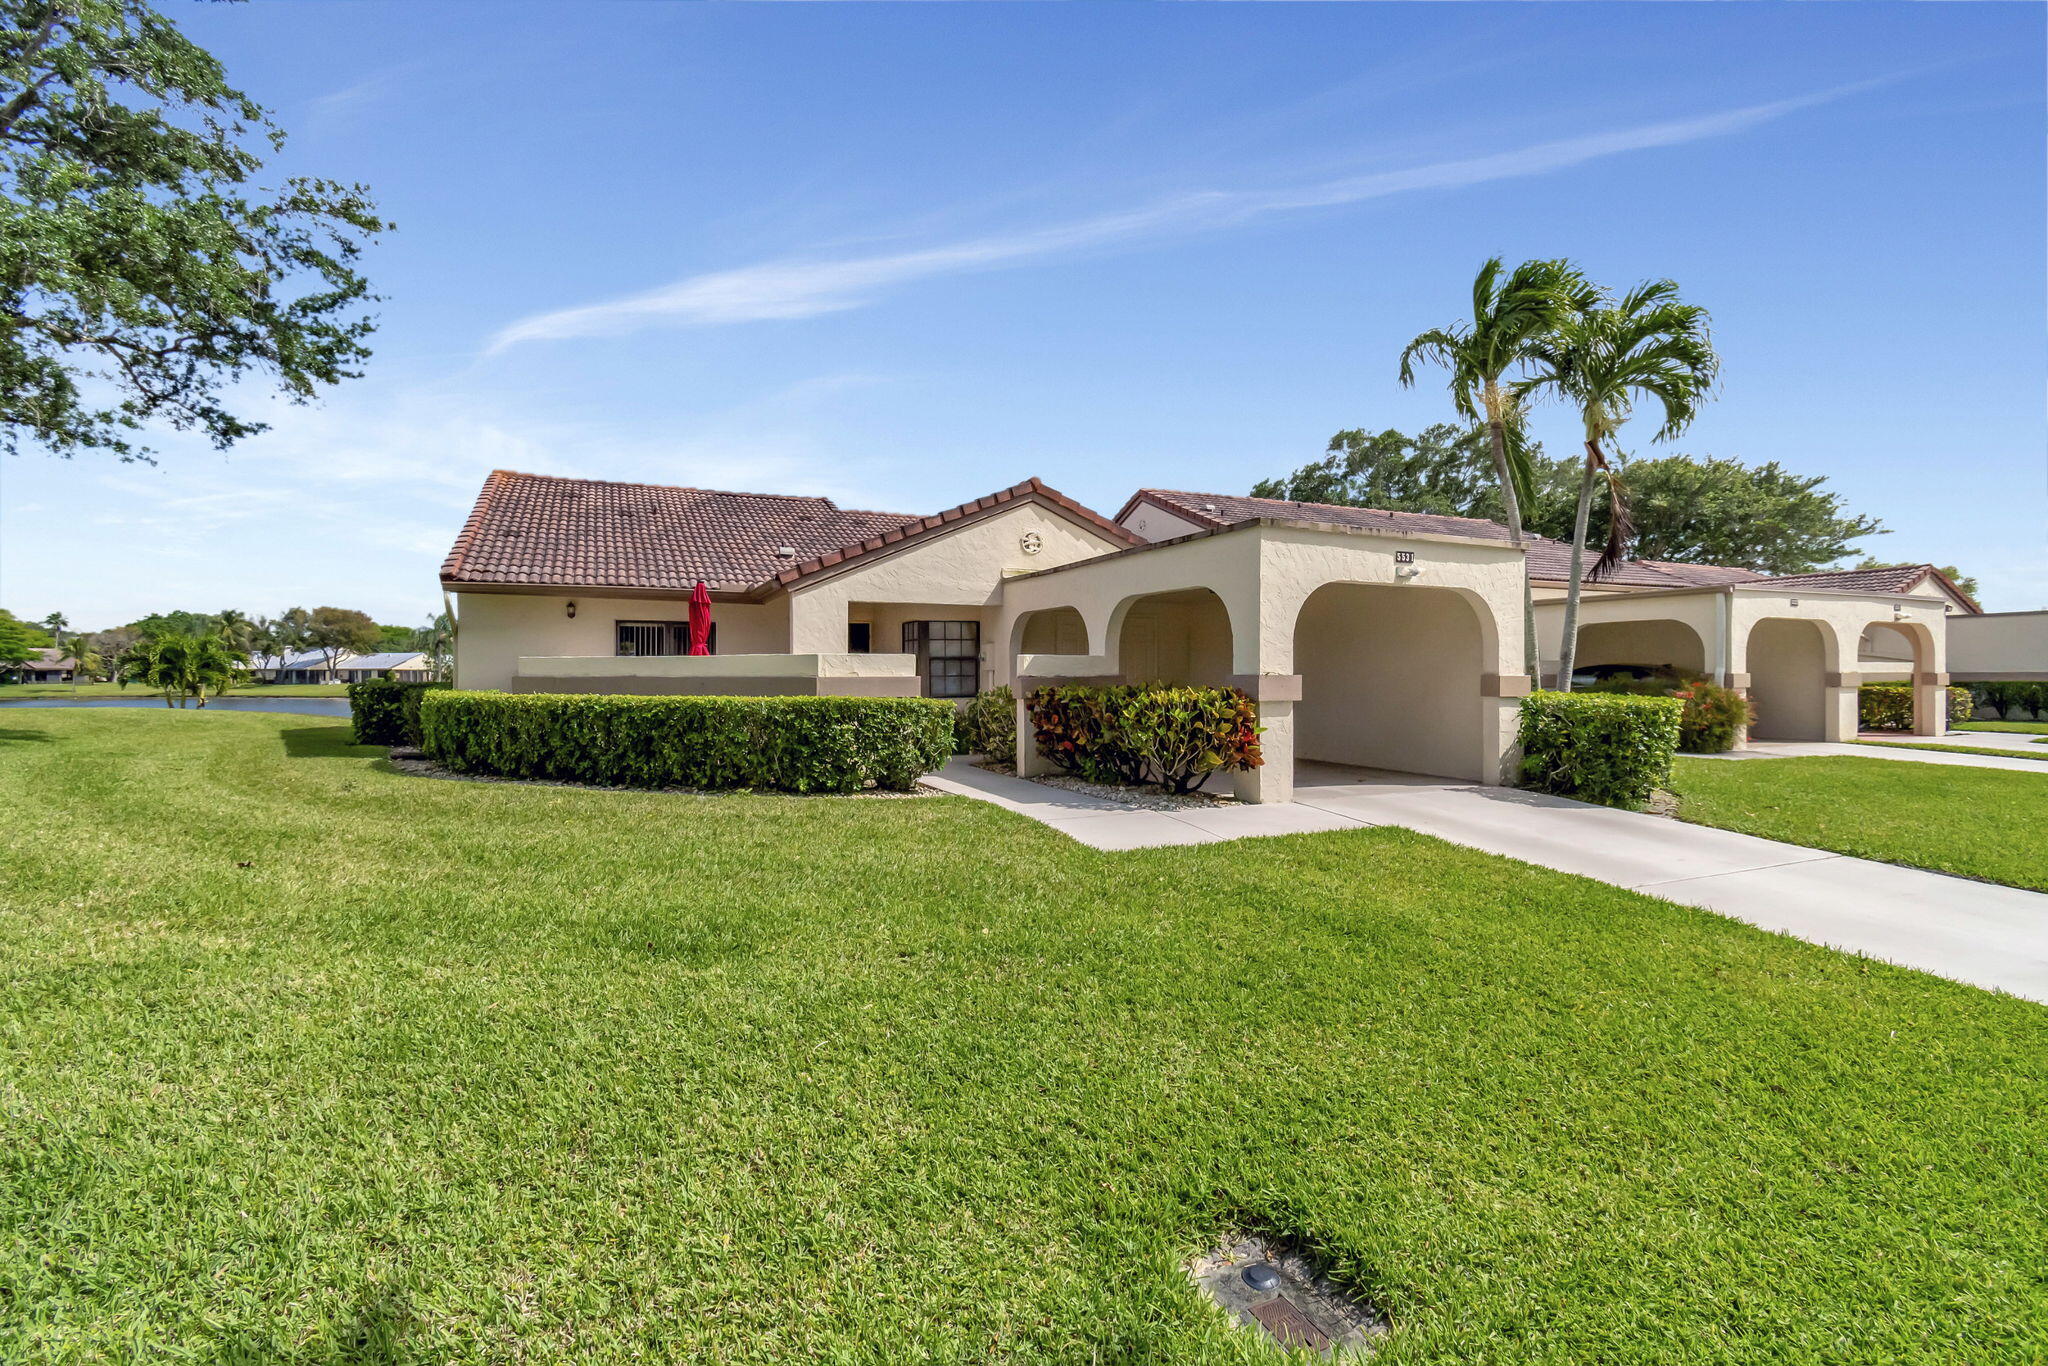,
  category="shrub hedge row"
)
[417,691,955,793]
[1585,673,1750,754]
[1518,690,1683,809]
[348,678,449,746]
[1027,683,1261,793]
[1858,682,1973,731]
